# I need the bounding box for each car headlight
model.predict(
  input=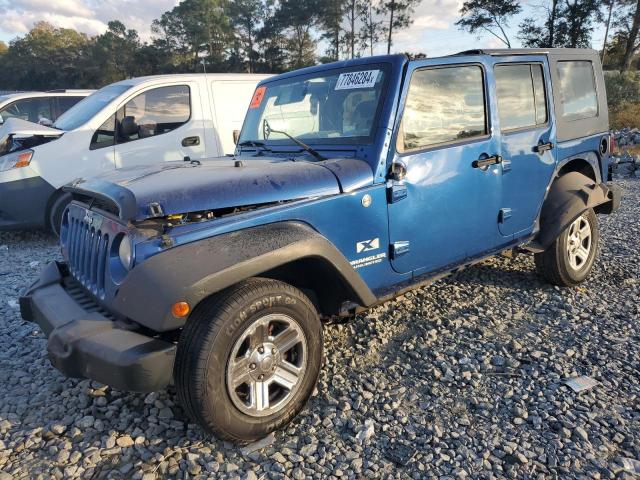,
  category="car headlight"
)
[118,235,133,270]
[0,149,34,172]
